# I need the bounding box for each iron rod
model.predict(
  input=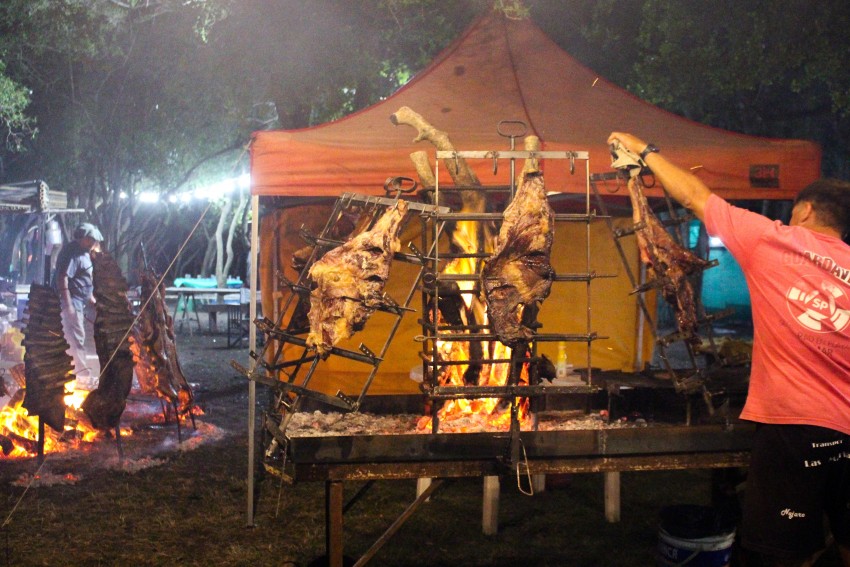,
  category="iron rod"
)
[352,479,444,567]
